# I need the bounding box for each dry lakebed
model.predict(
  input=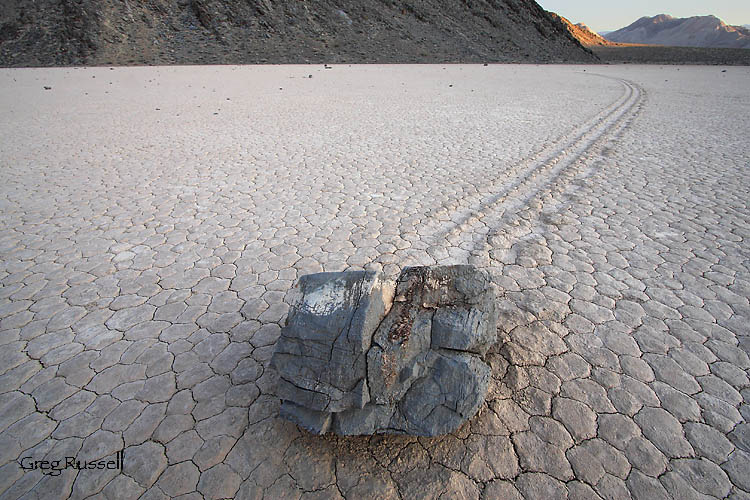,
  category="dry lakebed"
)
[1,64,749,499]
